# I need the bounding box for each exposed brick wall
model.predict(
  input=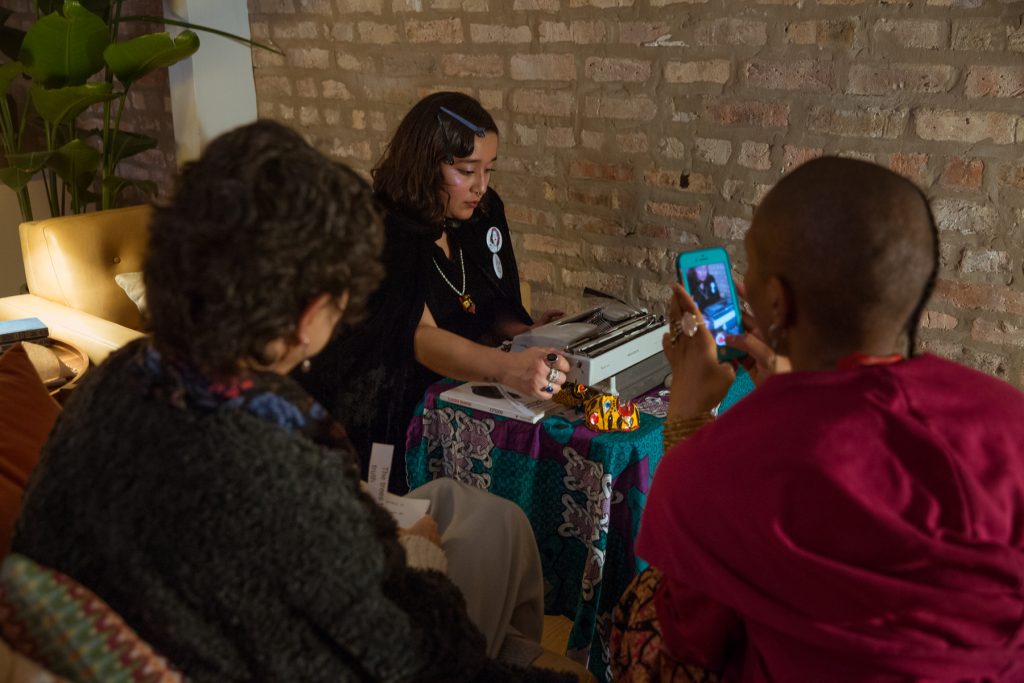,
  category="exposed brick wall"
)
[5,1,176,205]
[248,0,1024,387]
